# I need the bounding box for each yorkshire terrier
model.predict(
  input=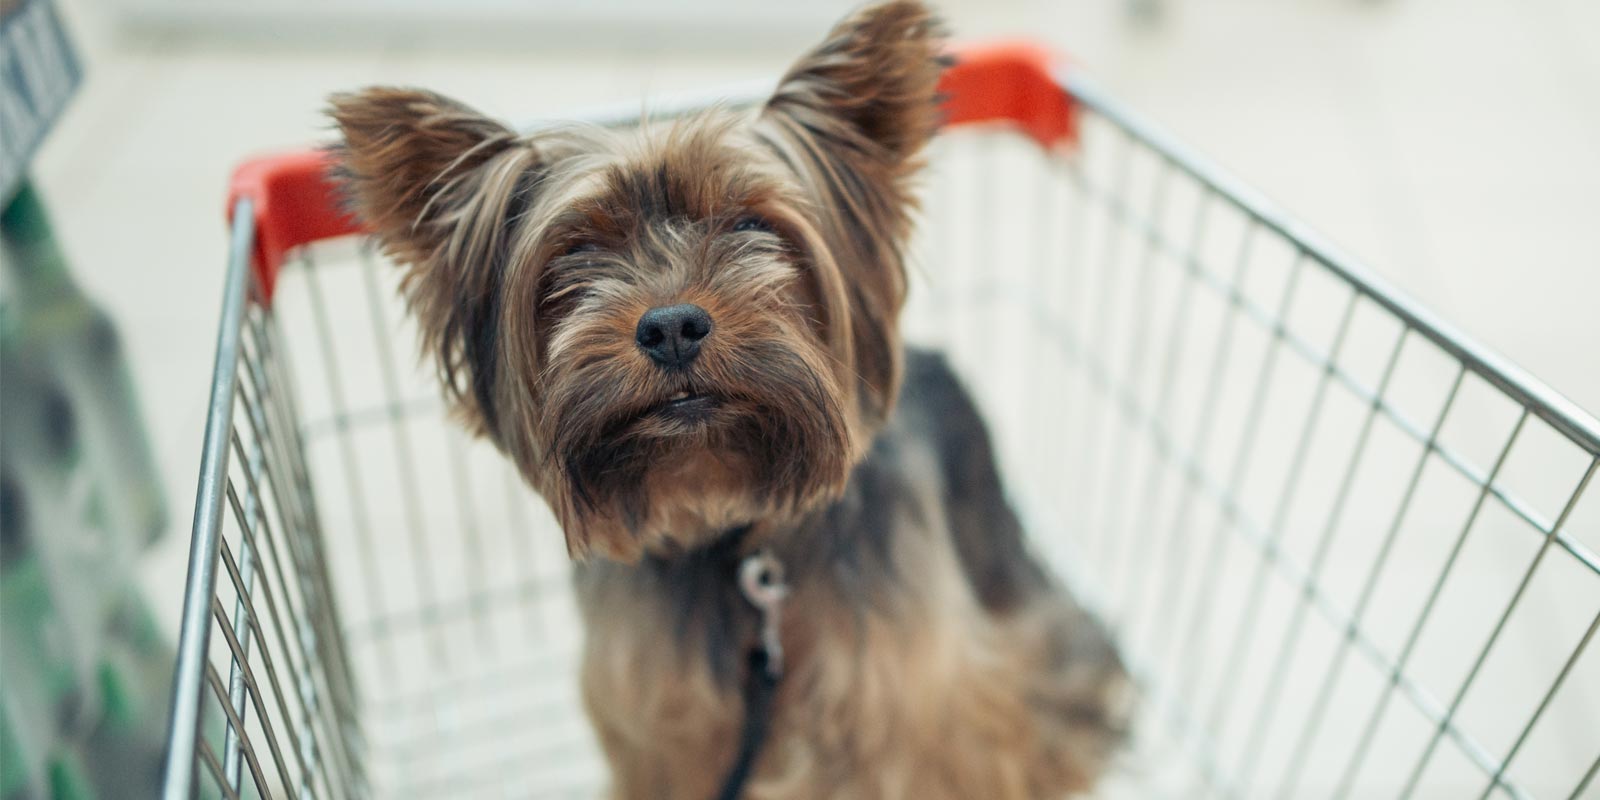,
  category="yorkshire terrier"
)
[330,1,1129,796]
